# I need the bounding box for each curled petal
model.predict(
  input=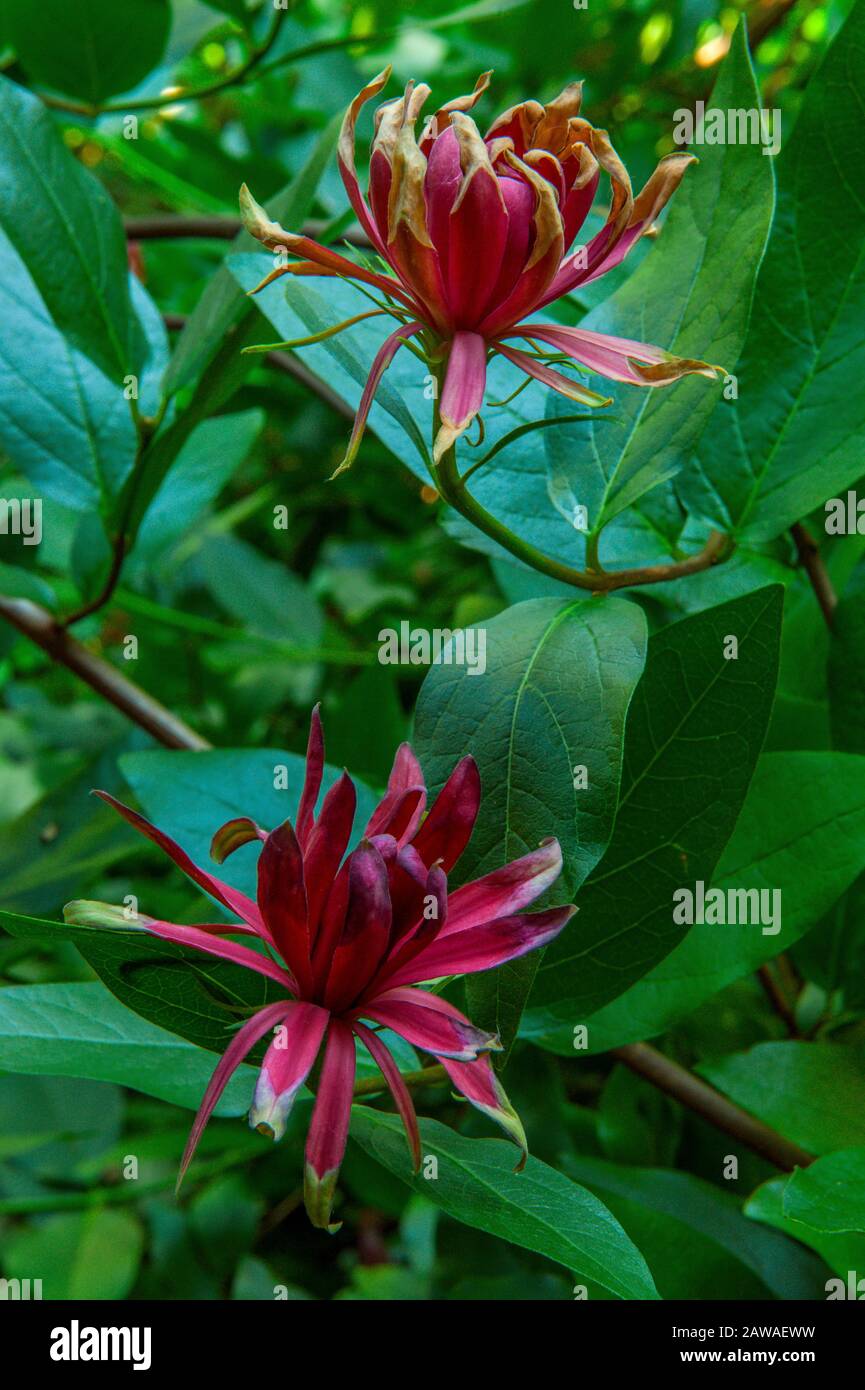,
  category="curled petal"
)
[419,70,492,154]
[532,81,585,154]
[410,754,481,872]
[337,66,393,255]
[502,324,723,386]
[331,320,425,478]
[364,785,426,845]
[325,841,392,1010]
[210,816,267,865]
[178,1002,292,1190]
[434,331,488,463]
[477,152,565,336]
[439,1052,528,1170]
[353,1021,421,1171]
[304,1020,356,1232]
[249,1001,330,1141]
[444,113,509,325]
